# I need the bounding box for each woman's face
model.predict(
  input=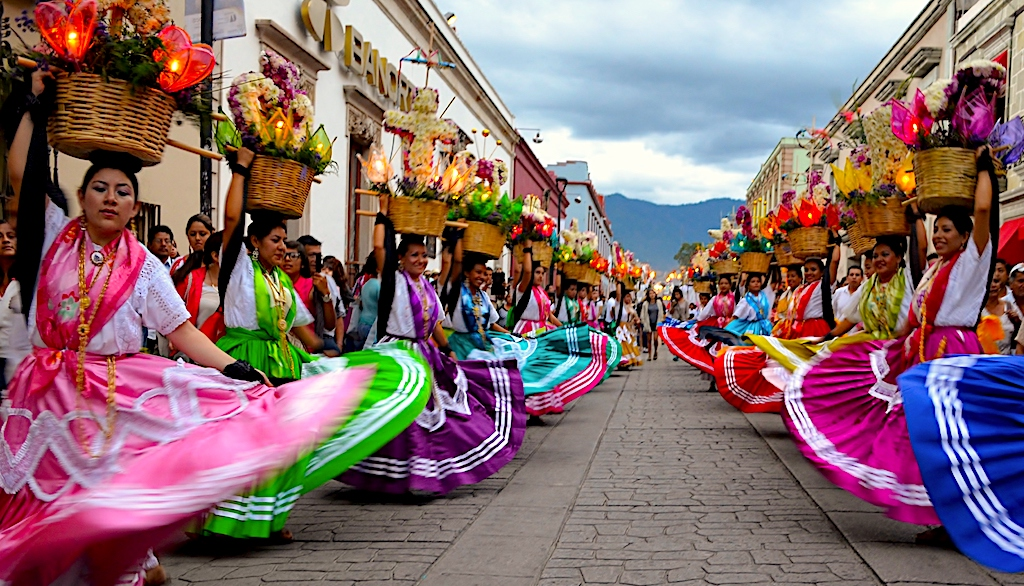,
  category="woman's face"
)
[872,244,899,280]
[532,265,546,287]
[78,168,139,237]
[578,286,588,299]
[804,262,822,283]
[591,288,600,301]
[747,276,762,294]
[933,217,967,258]
[718,278,731,294]
[647,289,656,301]
[282,247,303,276]
[187,220,211,253]
[252,227,288,268]
[0,221,15,259]
[466,263,488,291]
[994,262,1008,288]
[990,275,1002,299]
[401,243,429,278]
[673,291,683,302]
[786,269,802,289]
